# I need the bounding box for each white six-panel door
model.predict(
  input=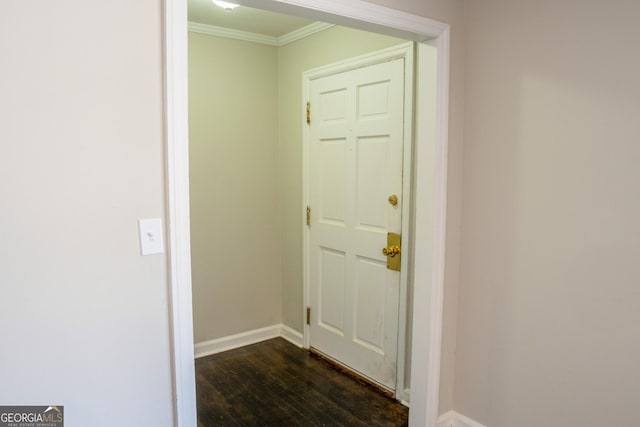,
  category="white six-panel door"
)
[308,58,405,391]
